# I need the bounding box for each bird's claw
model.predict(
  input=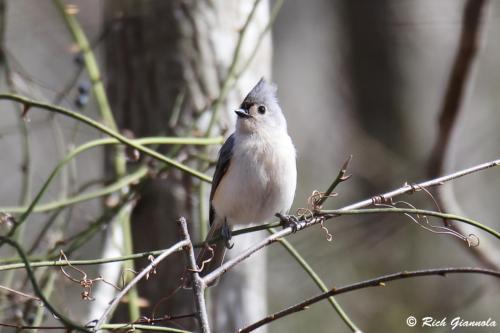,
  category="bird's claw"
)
[221,220,234,249]
[276,213,301,233]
